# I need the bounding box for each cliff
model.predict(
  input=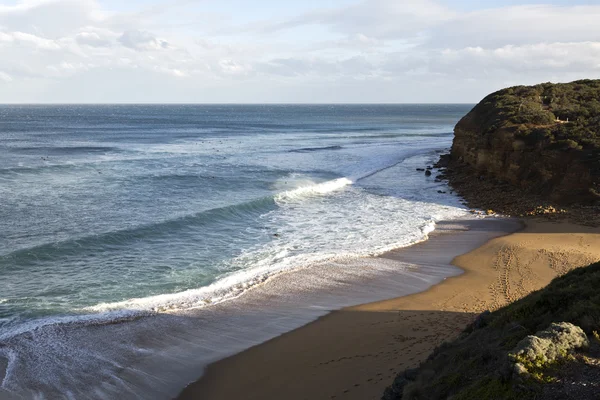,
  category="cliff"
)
[382,261,600,400]
[379,82,600,399]
[450,80,600,204]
